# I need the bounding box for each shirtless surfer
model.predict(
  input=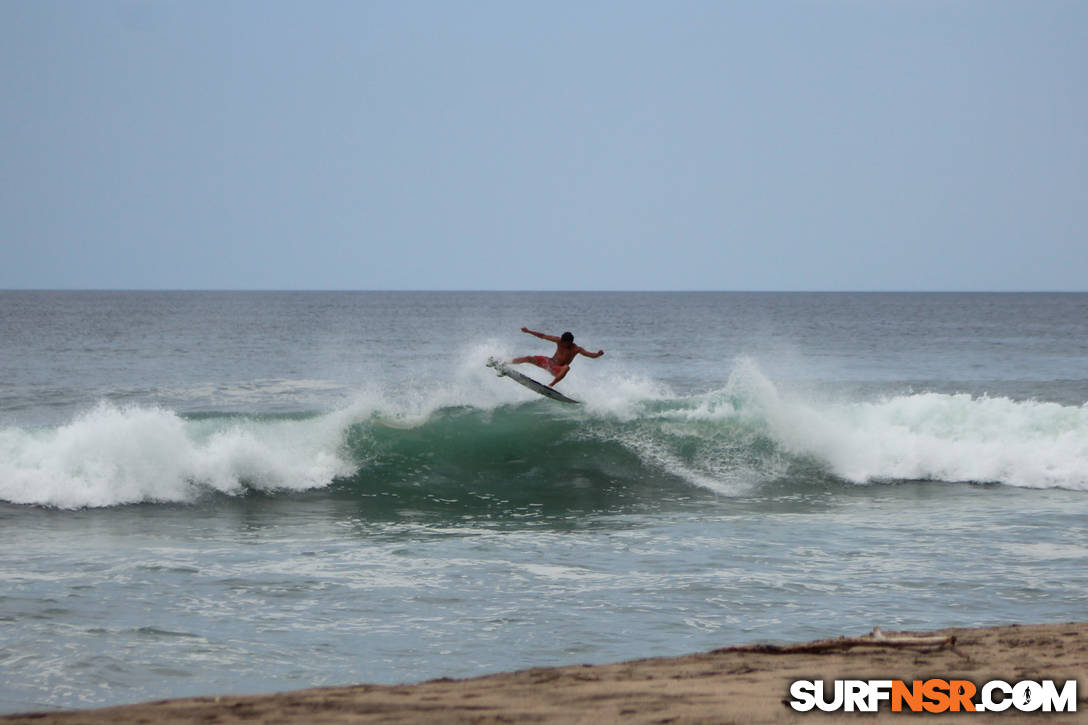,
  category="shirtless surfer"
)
[513,327,604,387]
